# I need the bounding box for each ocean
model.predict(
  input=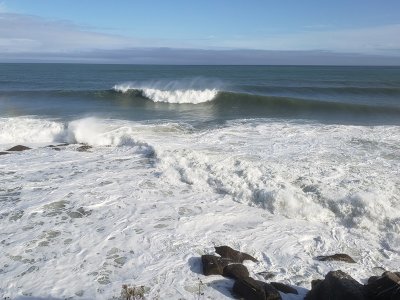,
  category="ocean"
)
[0,64,399,299]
